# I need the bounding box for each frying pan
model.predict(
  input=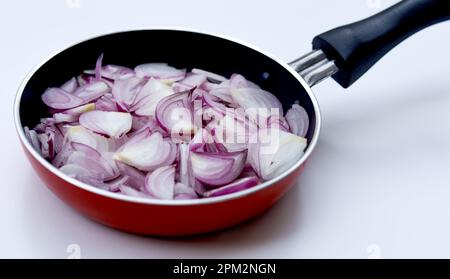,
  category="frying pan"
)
[14,0,450,236]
